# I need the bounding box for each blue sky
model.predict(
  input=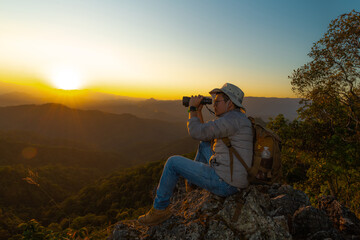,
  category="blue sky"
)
[0,0,358,99]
